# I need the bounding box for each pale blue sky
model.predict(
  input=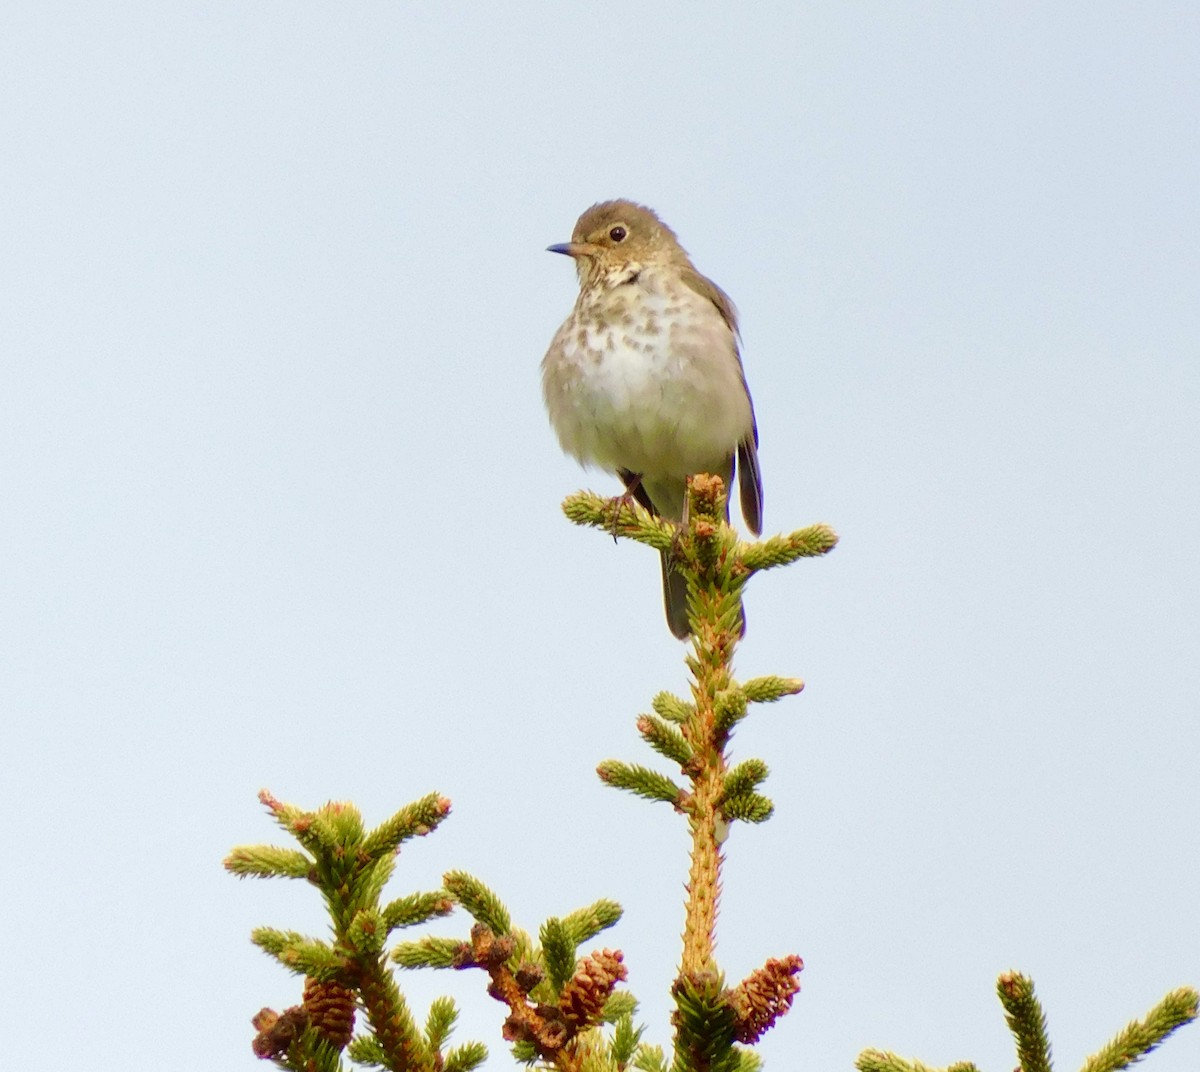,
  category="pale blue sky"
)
[3,4,1198,1070]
